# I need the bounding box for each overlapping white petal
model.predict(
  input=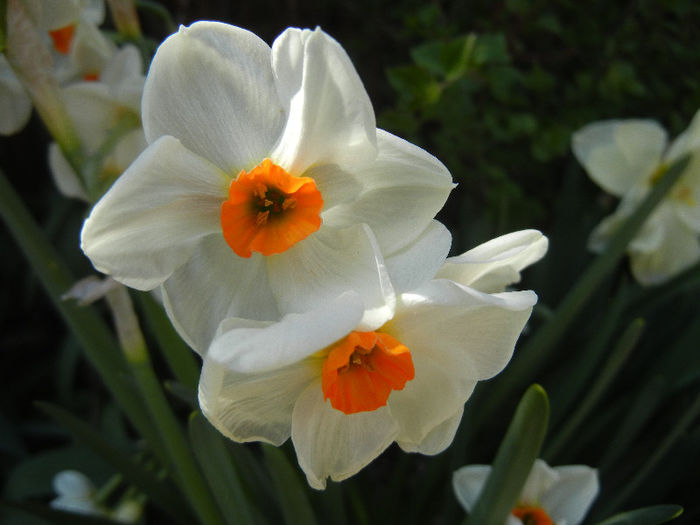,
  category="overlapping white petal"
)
[572,119,666,197]
[270,28,377,174]
[322,129,454,255]
[162,237,279,354]
[292,384,399,489]
[142,22,285,172]
[267,224,395,331]
[437,230,548,292]
[452,460,599,525]
[81,136,230,290]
